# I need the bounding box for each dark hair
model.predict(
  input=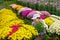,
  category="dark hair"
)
[37,17,40,19]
